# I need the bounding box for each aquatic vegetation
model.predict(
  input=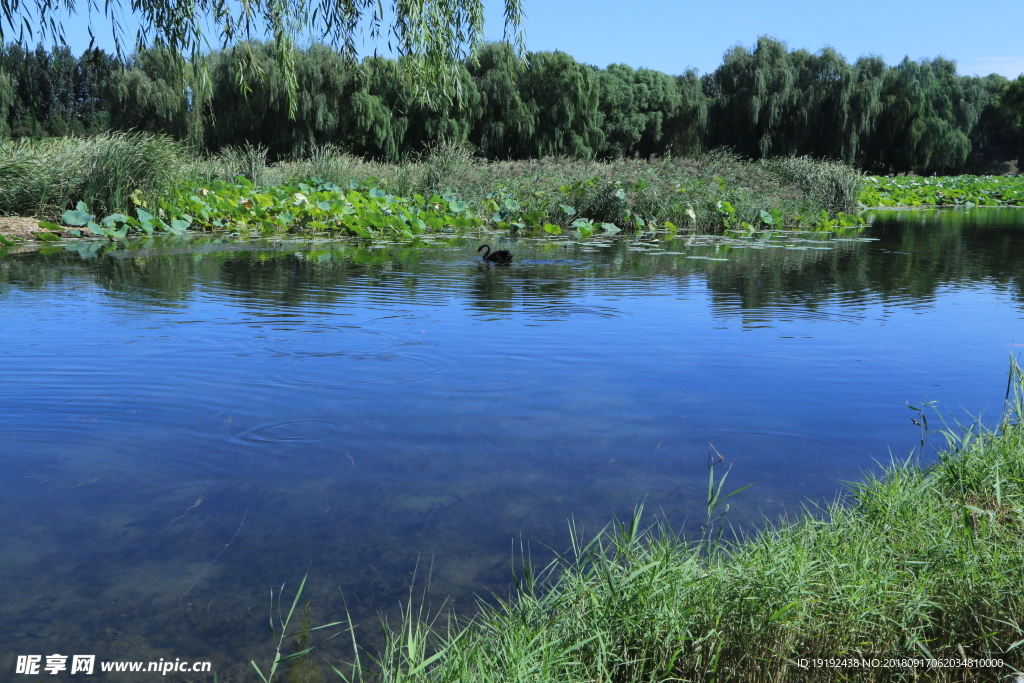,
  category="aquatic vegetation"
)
[861,175,1024,207]
[220,146,867,234]
[169,178,481,237]
[51,200,191,239]
[322,363,1024,682]
[759,156,866,215]
[286,602,324,683]
[50,178,482,239]
[37,156,867,242]
[251,571,342,683]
